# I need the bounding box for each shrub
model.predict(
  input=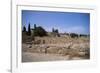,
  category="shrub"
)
[70,33,78,38]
